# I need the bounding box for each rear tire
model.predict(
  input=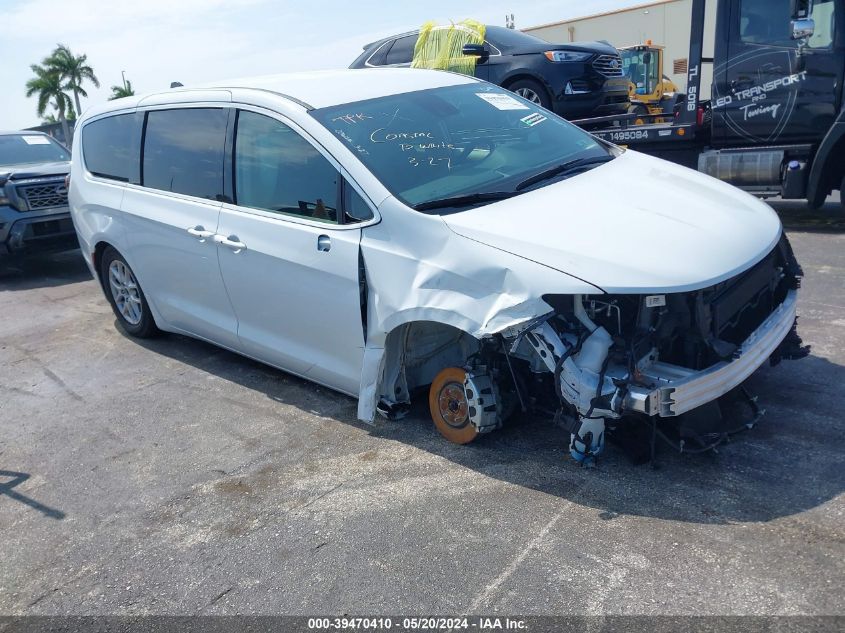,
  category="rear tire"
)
[508,79,551,110]
[429,367,479,445]
[807,197,826,211]
[100,247,160,338]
